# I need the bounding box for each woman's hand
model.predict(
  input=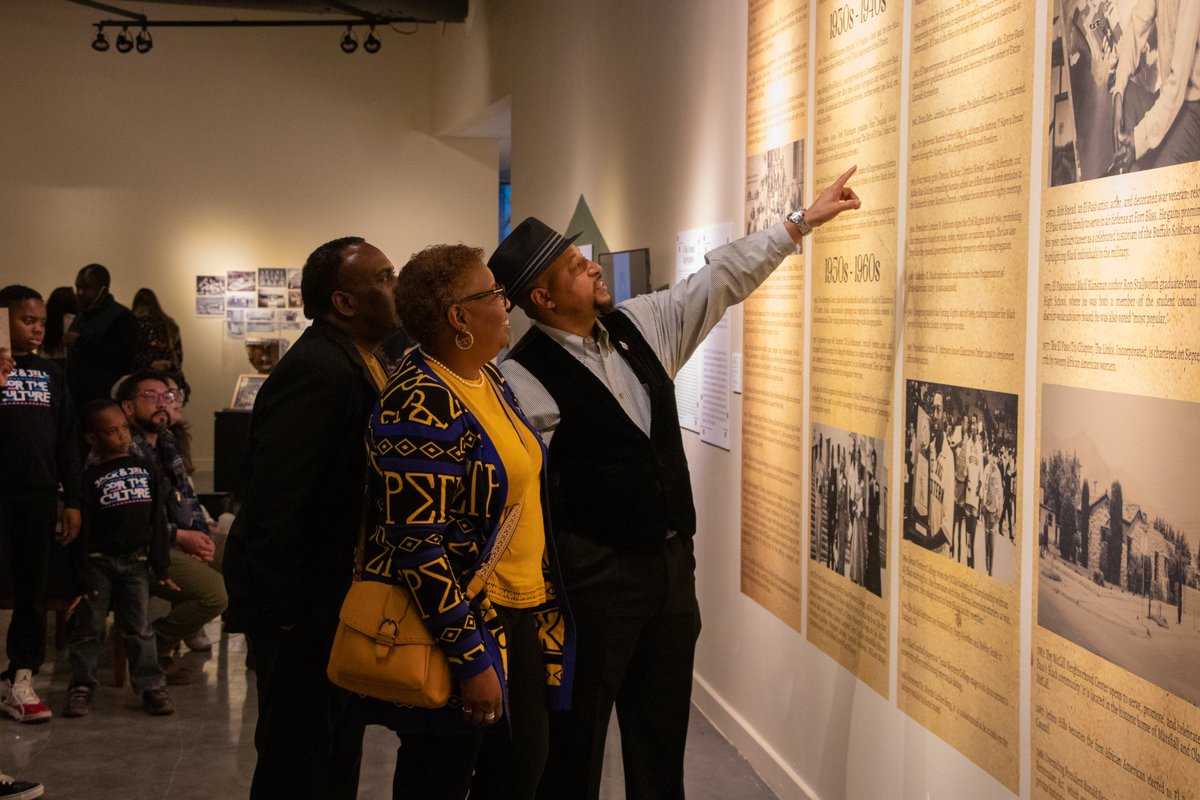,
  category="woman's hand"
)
[459,667,503,727]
